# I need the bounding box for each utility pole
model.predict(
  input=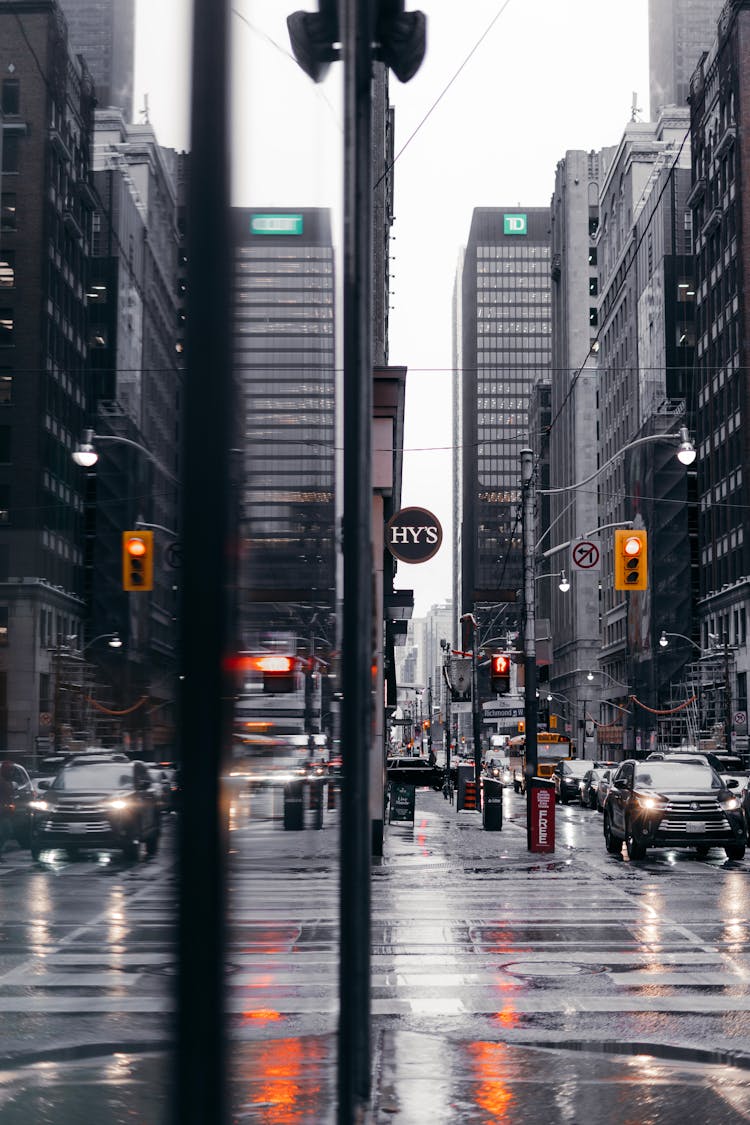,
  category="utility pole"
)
[521,448,538,846]
[723,633,733,751]
[461,612,483,811]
